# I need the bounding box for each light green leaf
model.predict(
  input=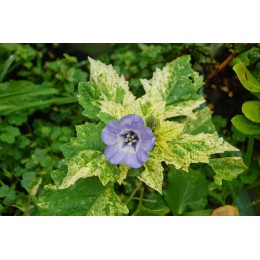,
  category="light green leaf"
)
[58,122,123,189]
[232,114,260,135]
[142,55,204,106]
[37,177,128,216]
[164,97,205,119]
[87,184,128,216]
[183,106,216,134]
[242,101,260,123]
[164,168,208,215]
[209,157,248,185]
[154,120,184,144]
[138,156,164,194]
[117,163,129,185]
[161,133,238,171]
[59,150,119,188]
[88,57,135,104]
[140,55,204,120]
[233,63,260,93]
